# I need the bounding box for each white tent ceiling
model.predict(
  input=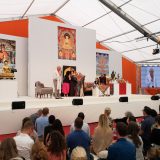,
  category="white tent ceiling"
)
[0,0,160,63]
